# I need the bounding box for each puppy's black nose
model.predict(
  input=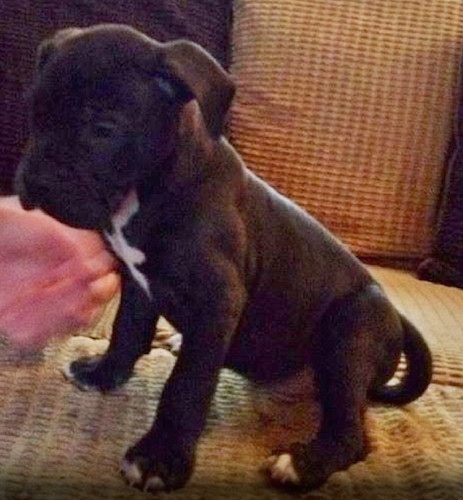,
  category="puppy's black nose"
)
[18,194,37,211]
[14,159,37,210]
[15,174,48,211]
